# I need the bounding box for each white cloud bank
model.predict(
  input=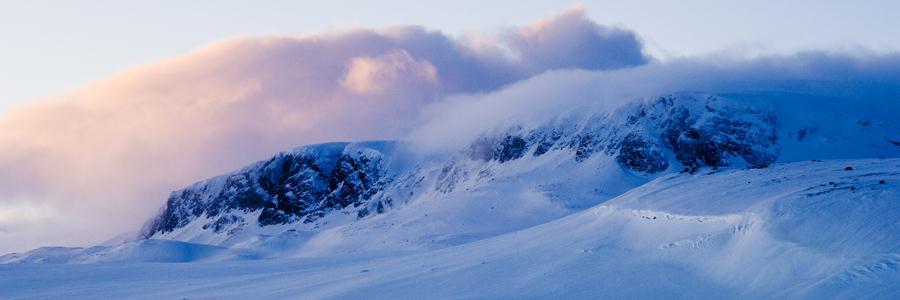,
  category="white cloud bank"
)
[0,6,649,253]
